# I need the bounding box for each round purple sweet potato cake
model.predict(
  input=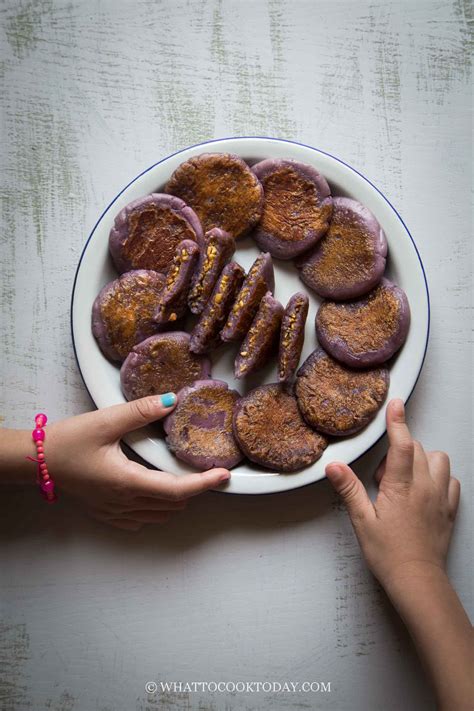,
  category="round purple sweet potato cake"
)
[316,278,410,367]
[278,292,309,383]
[109,193,203,274]
[190,261,246,354]
[220,252,275,342]
[188,228,236,315]
[120,332,211,402]
[251,159,333,259]
[297,197,387,300]
[233,383,328,472]
[165,153,263,239]
[163,379,243,469]
[91,270,166,362]
[154,239,200,325]
[234,292,284,379]
[295,348,389,436]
